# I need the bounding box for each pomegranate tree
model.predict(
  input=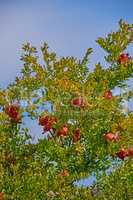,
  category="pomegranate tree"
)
[0,20,133,199]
